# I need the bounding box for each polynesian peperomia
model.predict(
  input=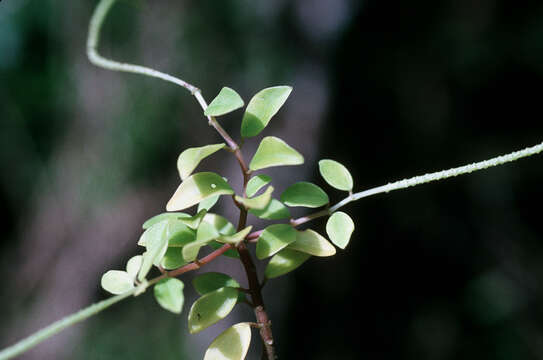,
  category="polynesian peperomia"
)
[1,1,543,359]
